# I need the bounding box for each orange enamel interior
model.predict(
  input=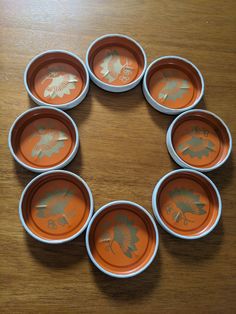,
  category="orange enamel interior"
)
[11,108,76,169]
[89,203,157,275]
[22,172,91,241]
[172,111,230,168]
[27,52,87,105]
[88,36,145,86]
[146,58,203,109]
[156,171,219,237]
